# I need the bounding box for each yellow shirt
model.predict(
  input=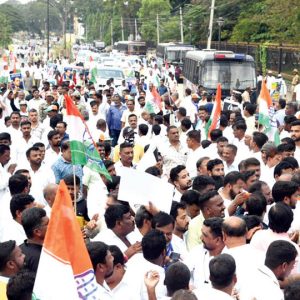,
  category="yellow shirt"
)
[186,213,204,251]
[113,144,144,163]
[0,277,8,300]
